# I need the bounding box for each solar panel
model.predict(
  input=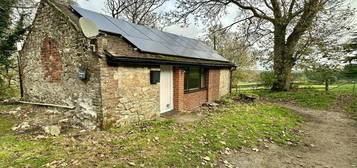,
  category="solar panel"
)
[180,37,200,49]
[159,31,184,46]
[184,38,205,51]
[70,5,230,63]
[133,25,165,42]
[147,28,184,47]
[146,28,168,42]
[197,41,215,52]
[125,36,175,56]
[194,50,210,59]
[173,35,195,49]
[71,6,127,36]
[211,52,229,61]
[104,16,150,40]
